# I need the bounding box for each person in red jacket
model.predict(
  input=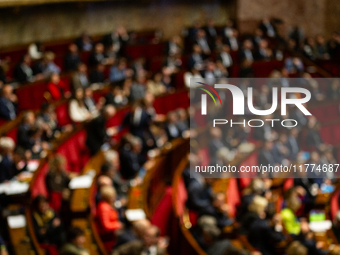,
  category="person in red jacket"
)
[47,73,70,101]
[96,185,123,252]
